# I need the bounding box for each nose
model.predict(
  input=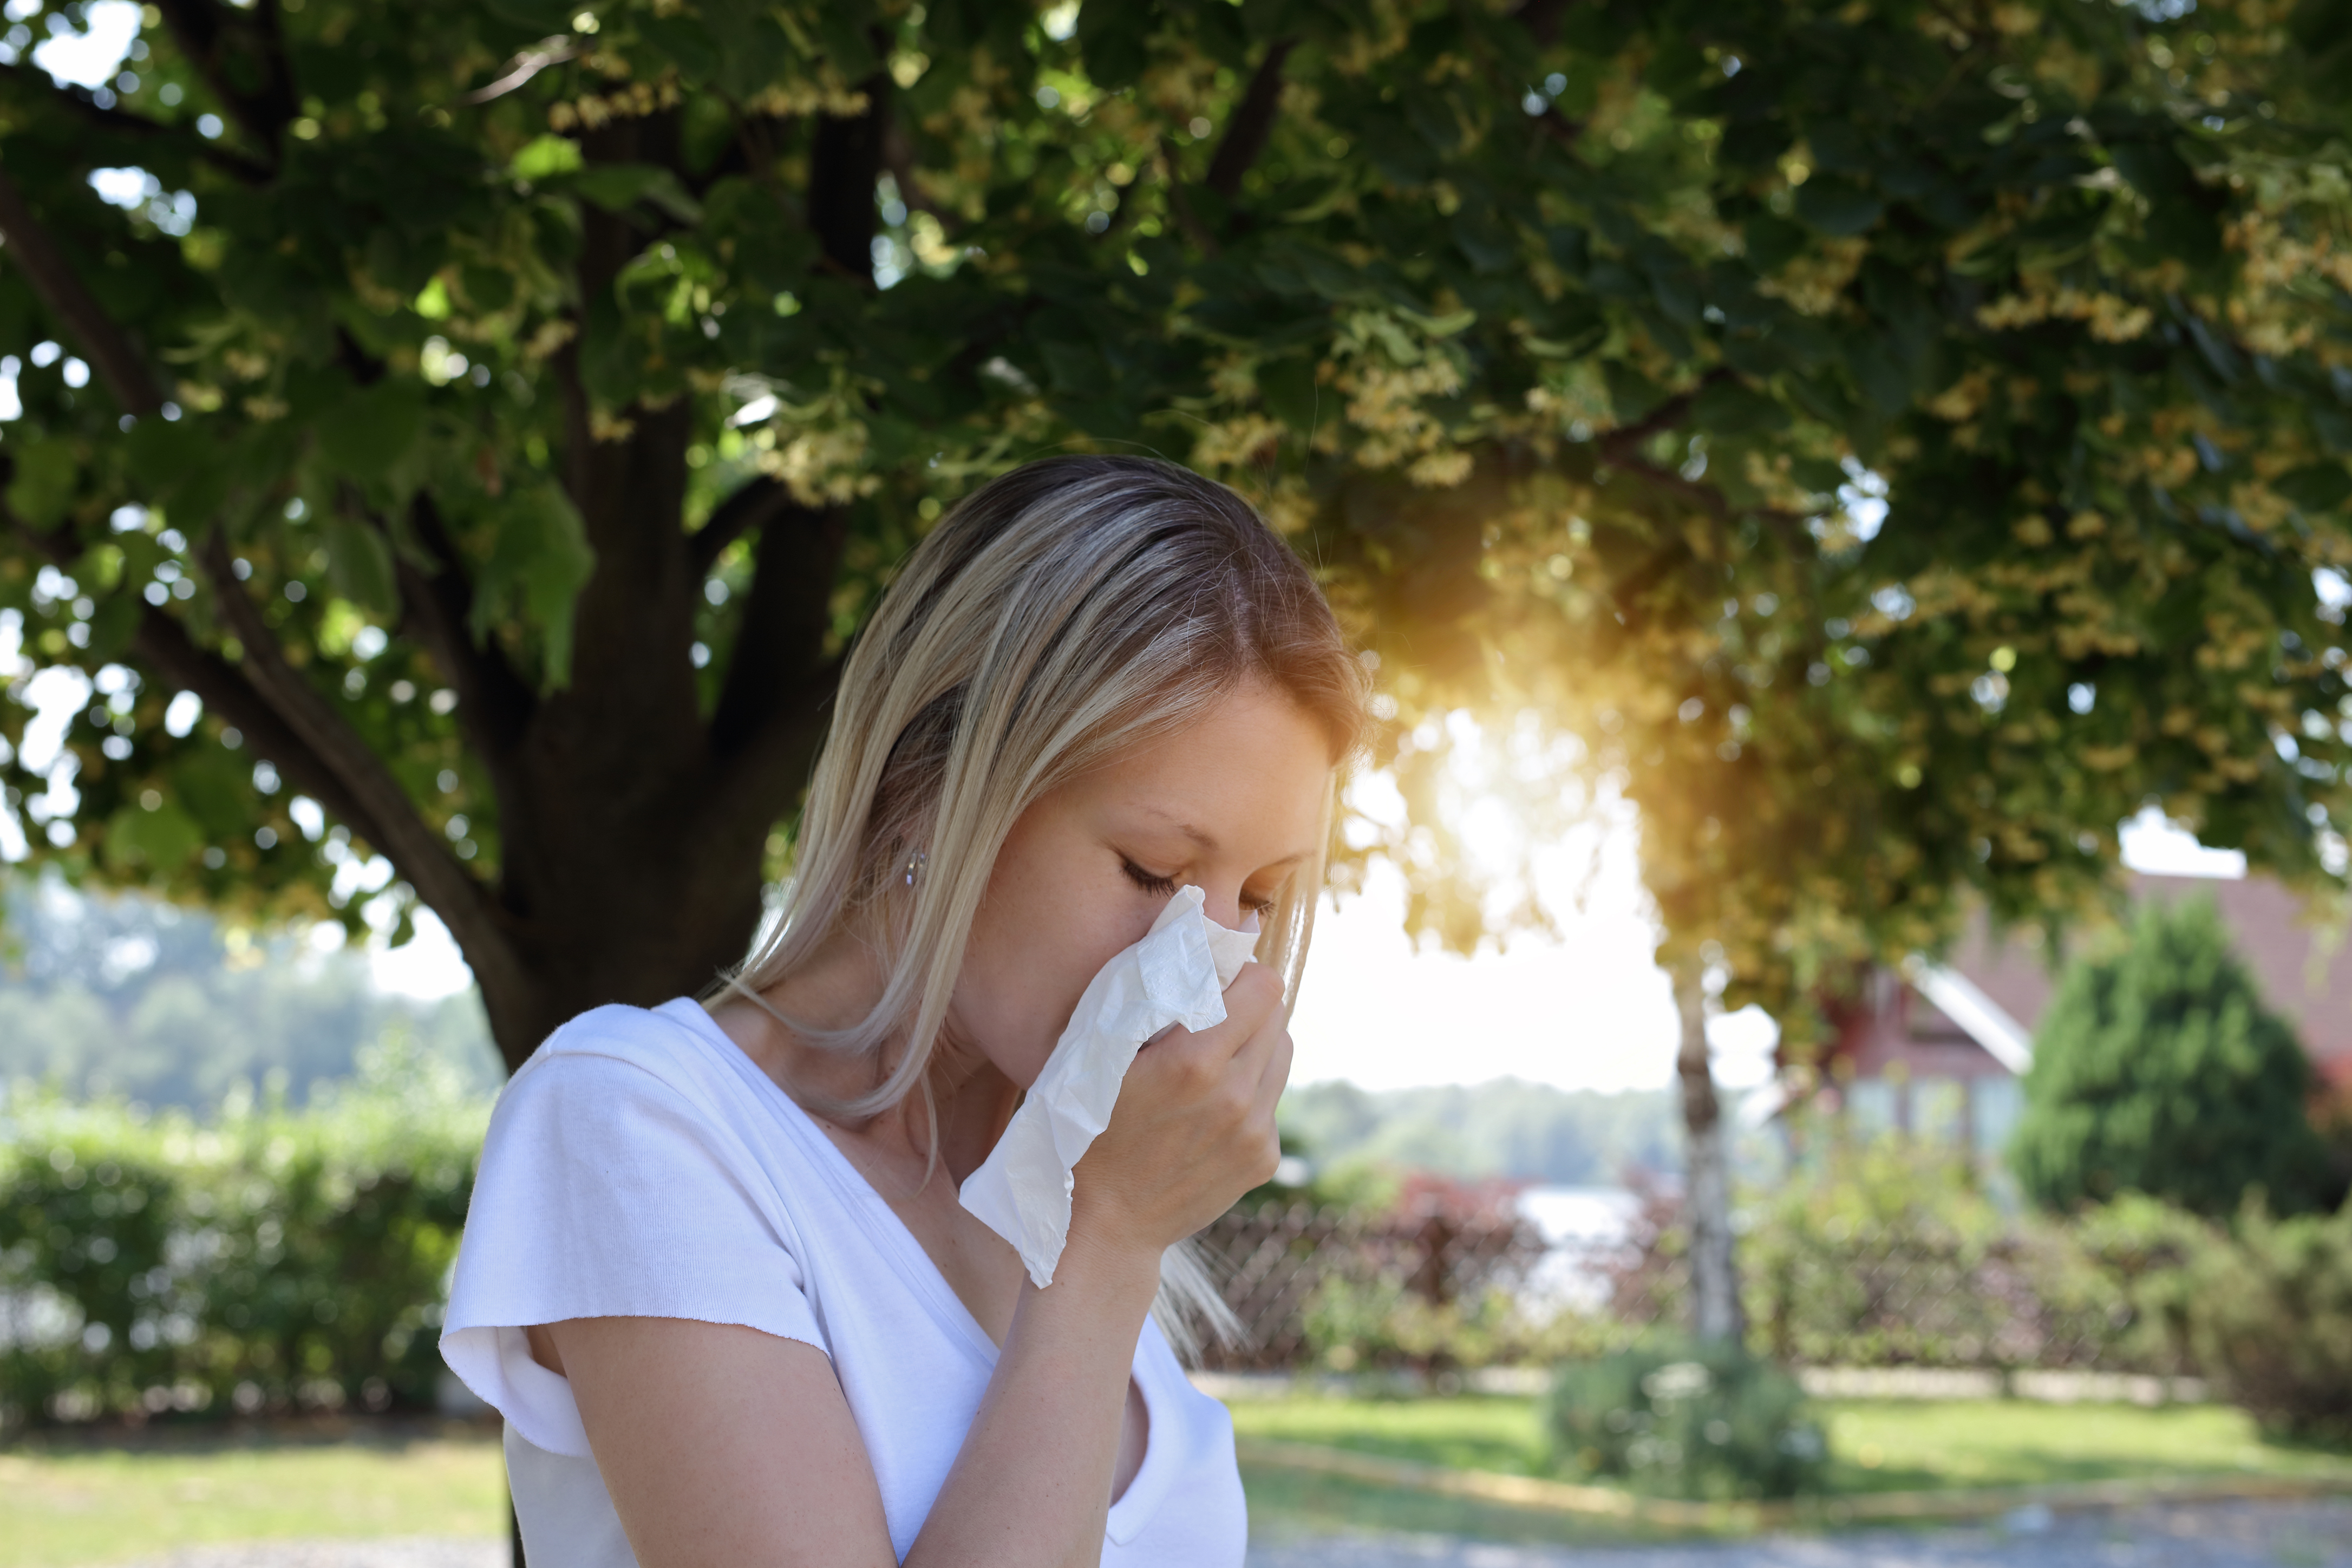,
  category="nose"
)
[1203,886,1258,935]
